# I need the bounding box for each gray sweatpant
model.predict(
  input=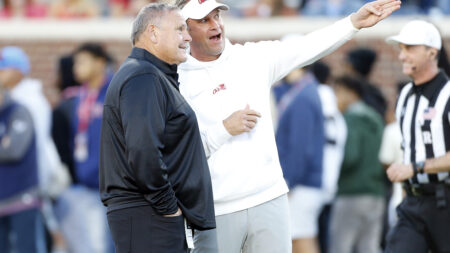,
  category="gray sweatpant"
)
[192,194,291,253]
[329,195,385,253]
